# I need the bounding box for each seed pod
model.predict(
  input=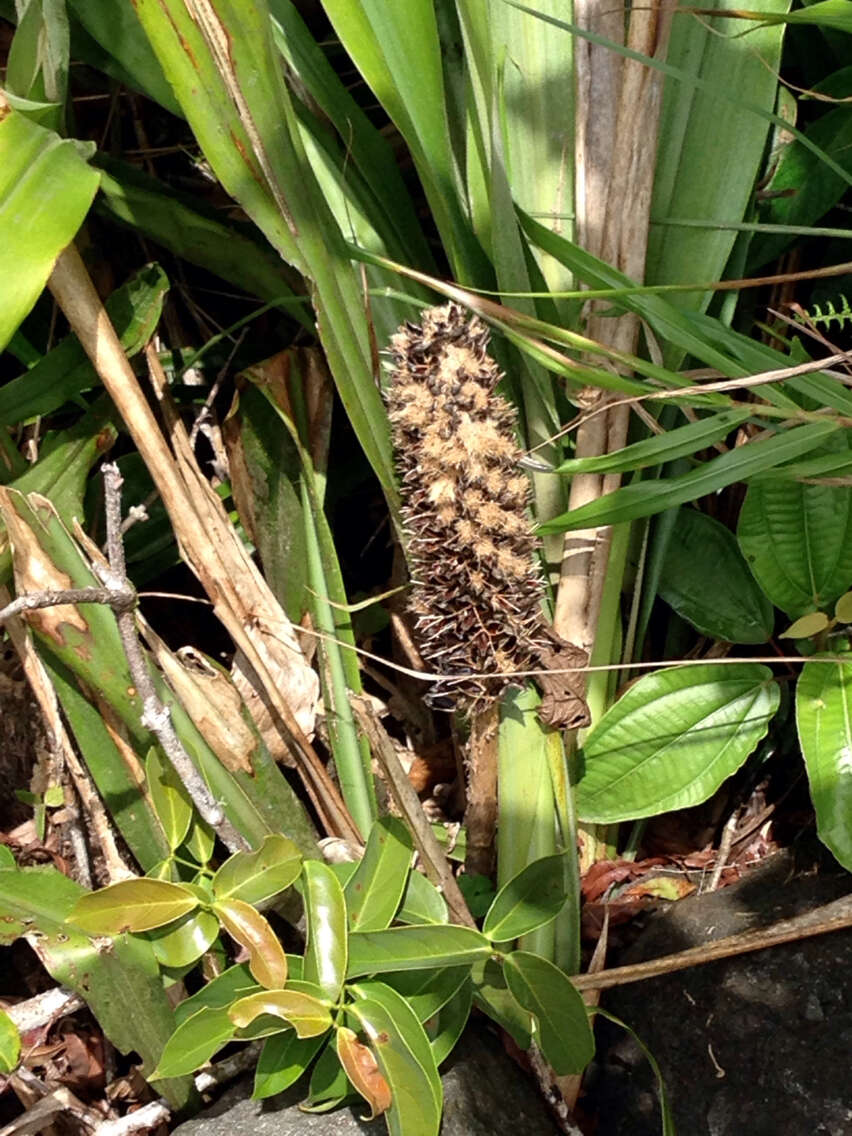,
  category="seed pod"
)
[387,302,554,714]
